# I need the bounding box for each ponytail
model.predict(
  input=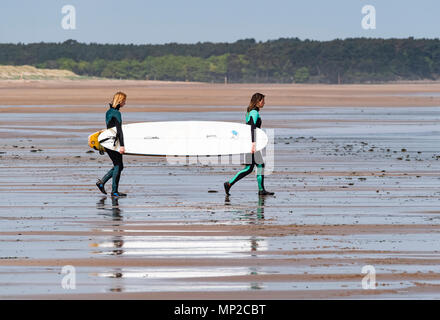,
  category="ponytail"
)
[111,91,127,109]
